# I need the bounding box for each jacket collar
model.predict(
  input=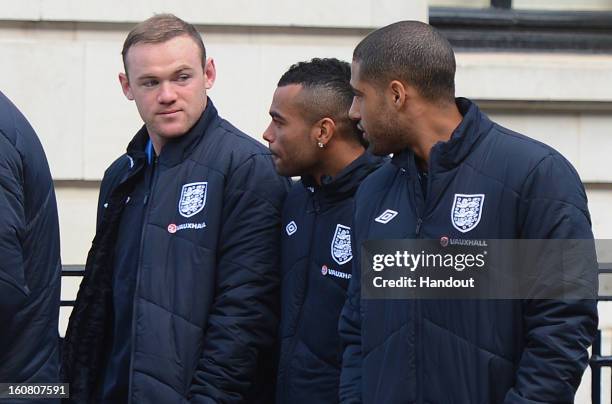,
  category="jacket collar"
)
[126,97,219,168]
[392,98,493,175]
[301,151,385,205]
